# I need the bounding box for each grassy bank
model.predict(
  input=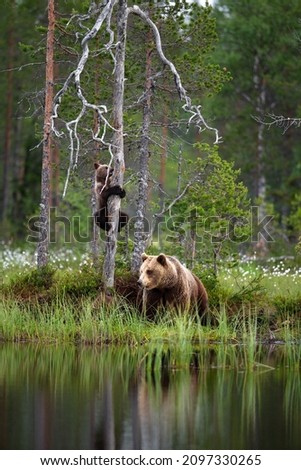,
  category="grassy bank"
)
[0,248,301,346]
